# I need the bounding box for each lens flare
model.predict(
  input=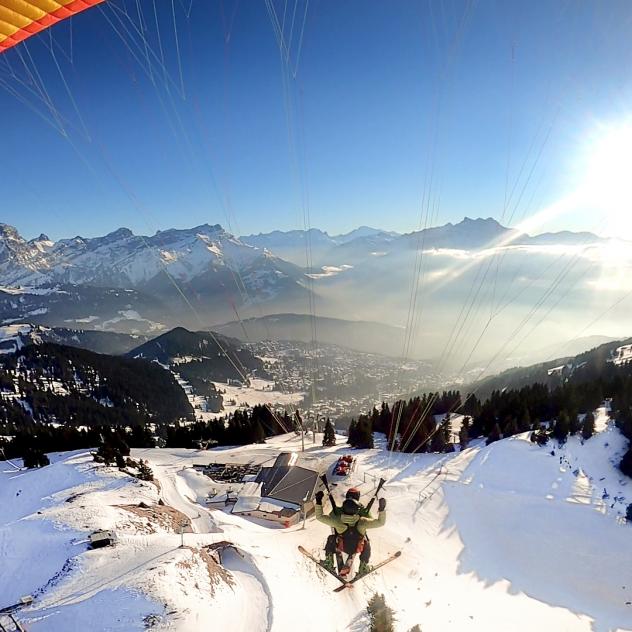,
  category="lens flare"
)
[580,122,632,239]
